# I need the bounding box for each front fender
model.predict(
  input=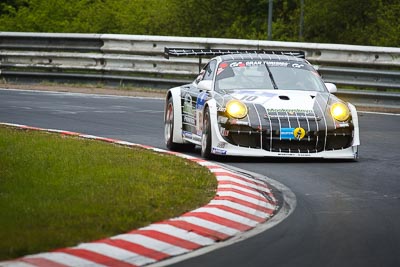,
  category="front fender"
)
[203,98,220,149]
[166,87,184,144]
[349,103,360,146]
